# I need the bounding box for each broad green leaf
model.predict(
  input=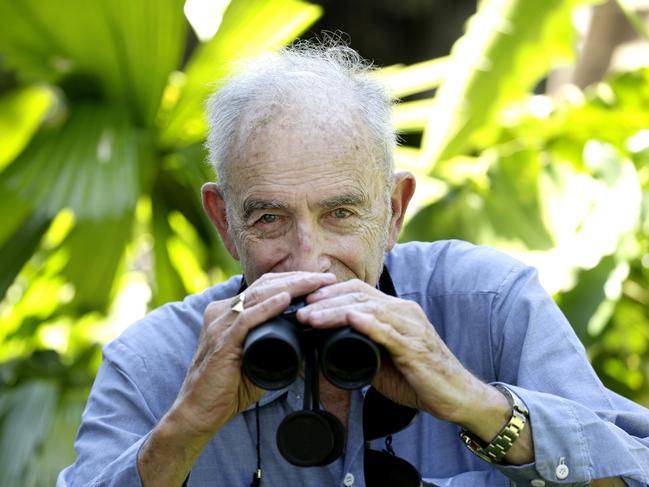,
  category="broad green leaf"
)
[31,388,89,486]
[0,85,52,171]
[157,0,322,148]
[0,104,147,221]
[0,380,57,486]
[61,213,134,313]
[0,0,187,125]
[421,0,600,166]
